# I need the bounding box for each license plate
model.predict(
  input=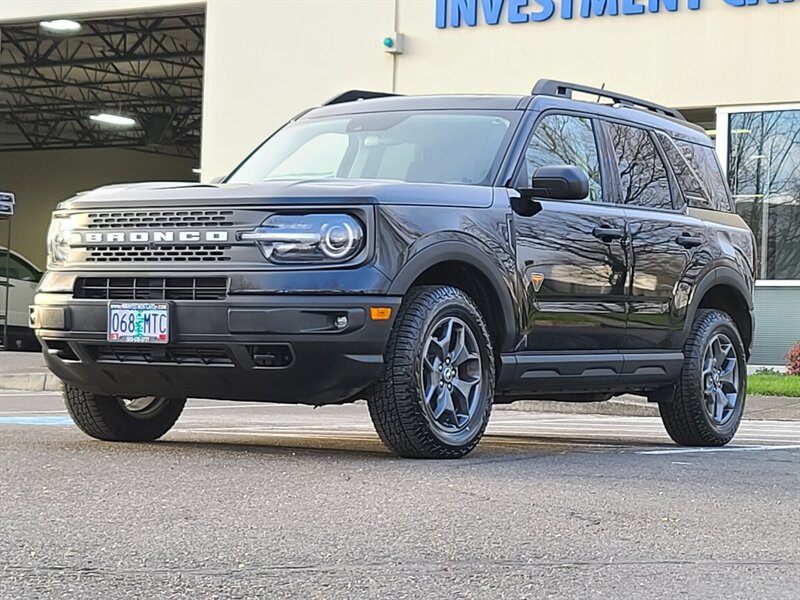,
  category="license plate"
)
[108,302,169,343]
